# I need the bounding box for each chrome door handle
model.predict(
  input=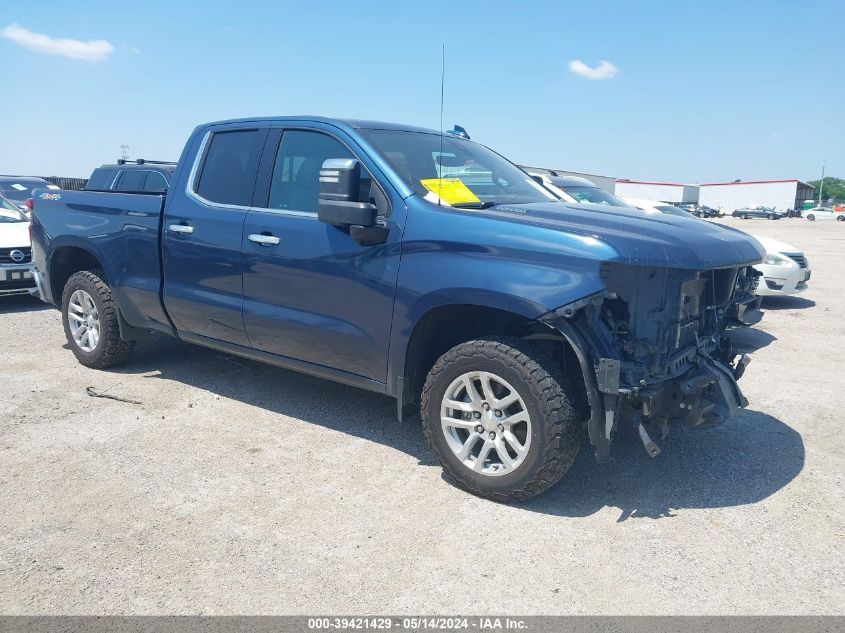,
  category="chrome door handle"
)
[169,224,194,235]
[248,233,280,246]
